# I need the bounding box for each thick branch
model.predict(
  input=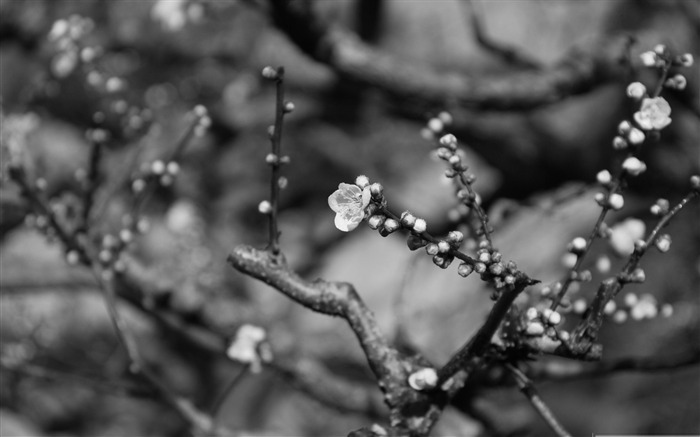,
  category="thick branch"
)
[269,0,632,110]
